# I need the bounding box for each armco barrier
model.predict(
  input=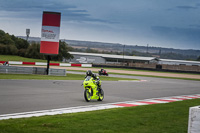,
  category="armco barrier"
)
[0,66,33,74]
[33,67,47,75]
[0,61,92,67]
[49,68,66,76]
[0,66,66,76]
